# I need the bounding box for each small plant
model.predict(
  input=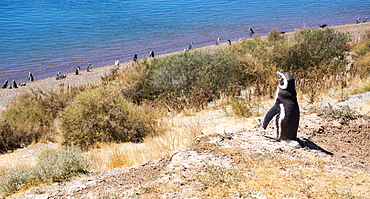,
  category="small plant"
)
[316,105,360,124]
[230,98,253,118]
